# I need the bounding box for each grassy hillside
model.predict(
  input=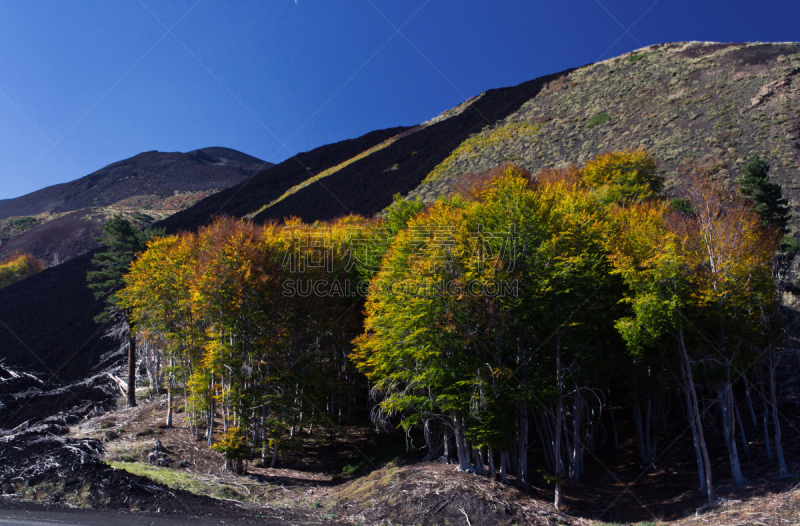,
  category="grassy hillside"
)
[408,42,800,229]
